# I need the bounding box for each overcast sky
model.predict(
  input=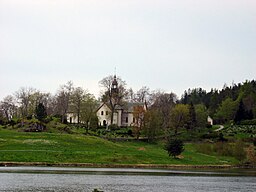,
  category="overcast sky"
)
[0,0,255,100]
